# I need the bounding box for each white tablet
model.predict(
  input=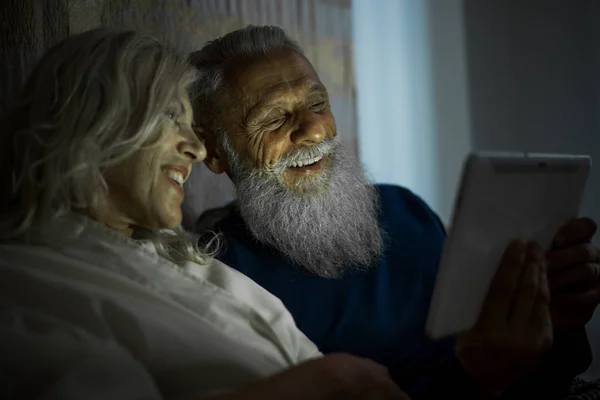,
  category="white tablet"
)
[426,151,591,340]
